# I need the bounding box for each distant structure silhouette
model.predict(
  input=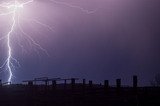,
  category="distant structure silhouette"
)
[0,75,159,106]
